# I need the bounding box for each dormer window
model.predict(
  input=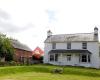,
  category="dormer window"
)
[52,43,56,49]
[82,42,87,49]
[67,42,71,49]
